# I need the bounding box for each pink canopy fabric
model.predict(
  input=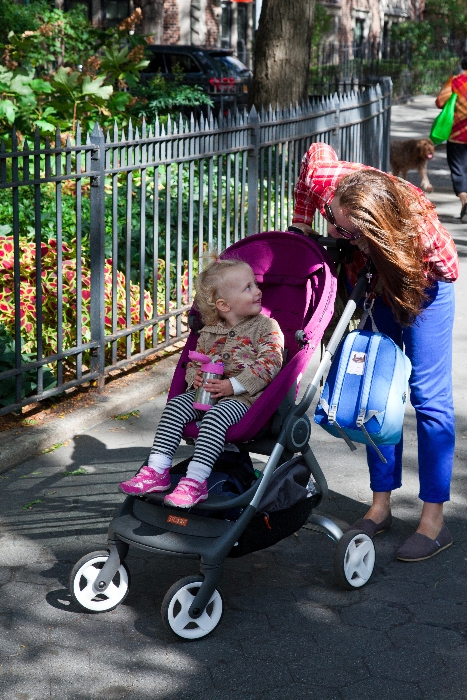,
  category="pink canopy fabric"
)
[168,231,337,443]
